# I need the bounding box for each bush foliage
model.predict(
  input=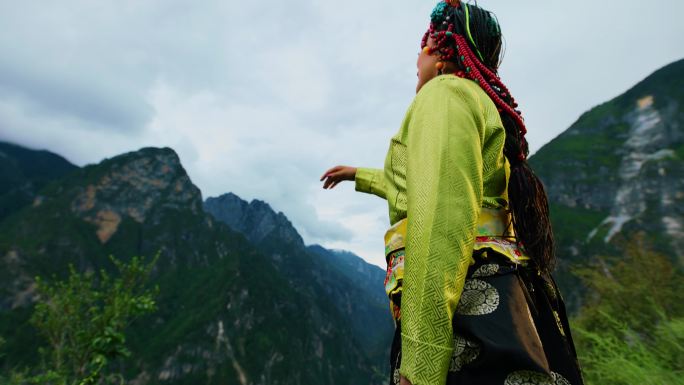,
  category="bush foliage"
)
[0,253,158,385]
[571,239,684,385]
